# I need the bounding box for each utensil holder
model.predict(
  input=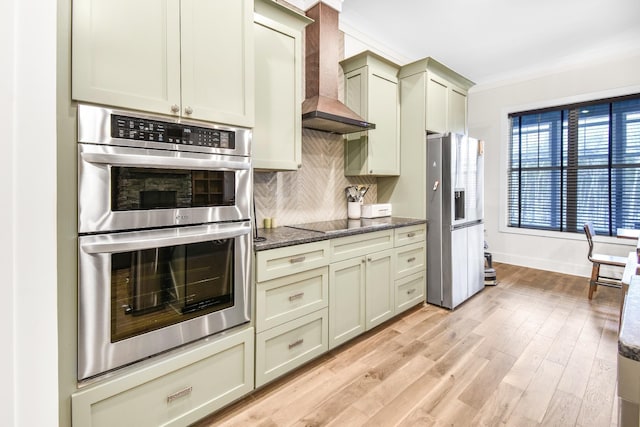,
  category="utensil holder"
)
[347,201,361,219]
